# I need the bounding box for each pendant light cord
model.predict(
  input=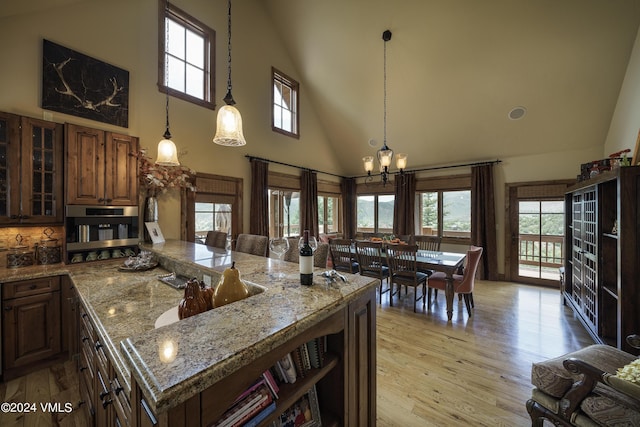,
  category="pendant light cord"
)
[383,35,387,147]
[164,0,172,139]
[223,0,236,105]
